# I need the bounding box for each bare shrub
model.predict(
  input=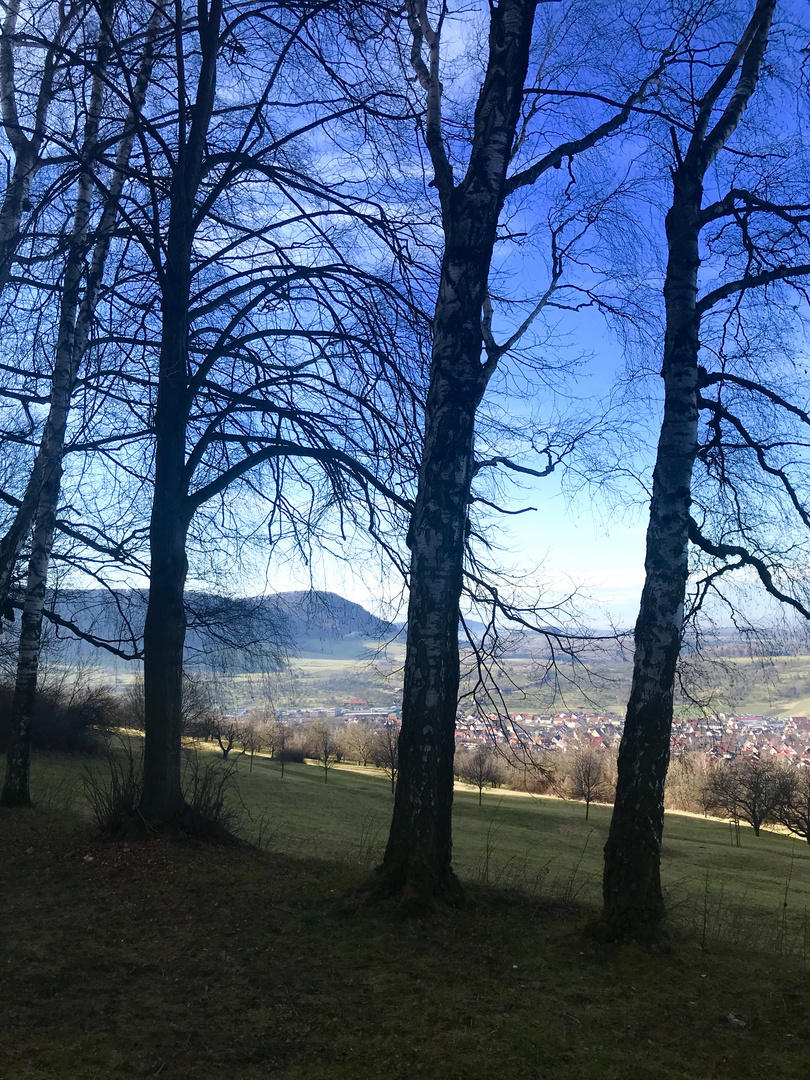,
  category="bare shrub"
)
[180,749,242,837]
[121,672,221,740]
[500,748,556,795]
[83,736,142,835]
[0,681,123,755]
[665,750,714,814]
[84,739,243,840]
[35,756,84,813]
